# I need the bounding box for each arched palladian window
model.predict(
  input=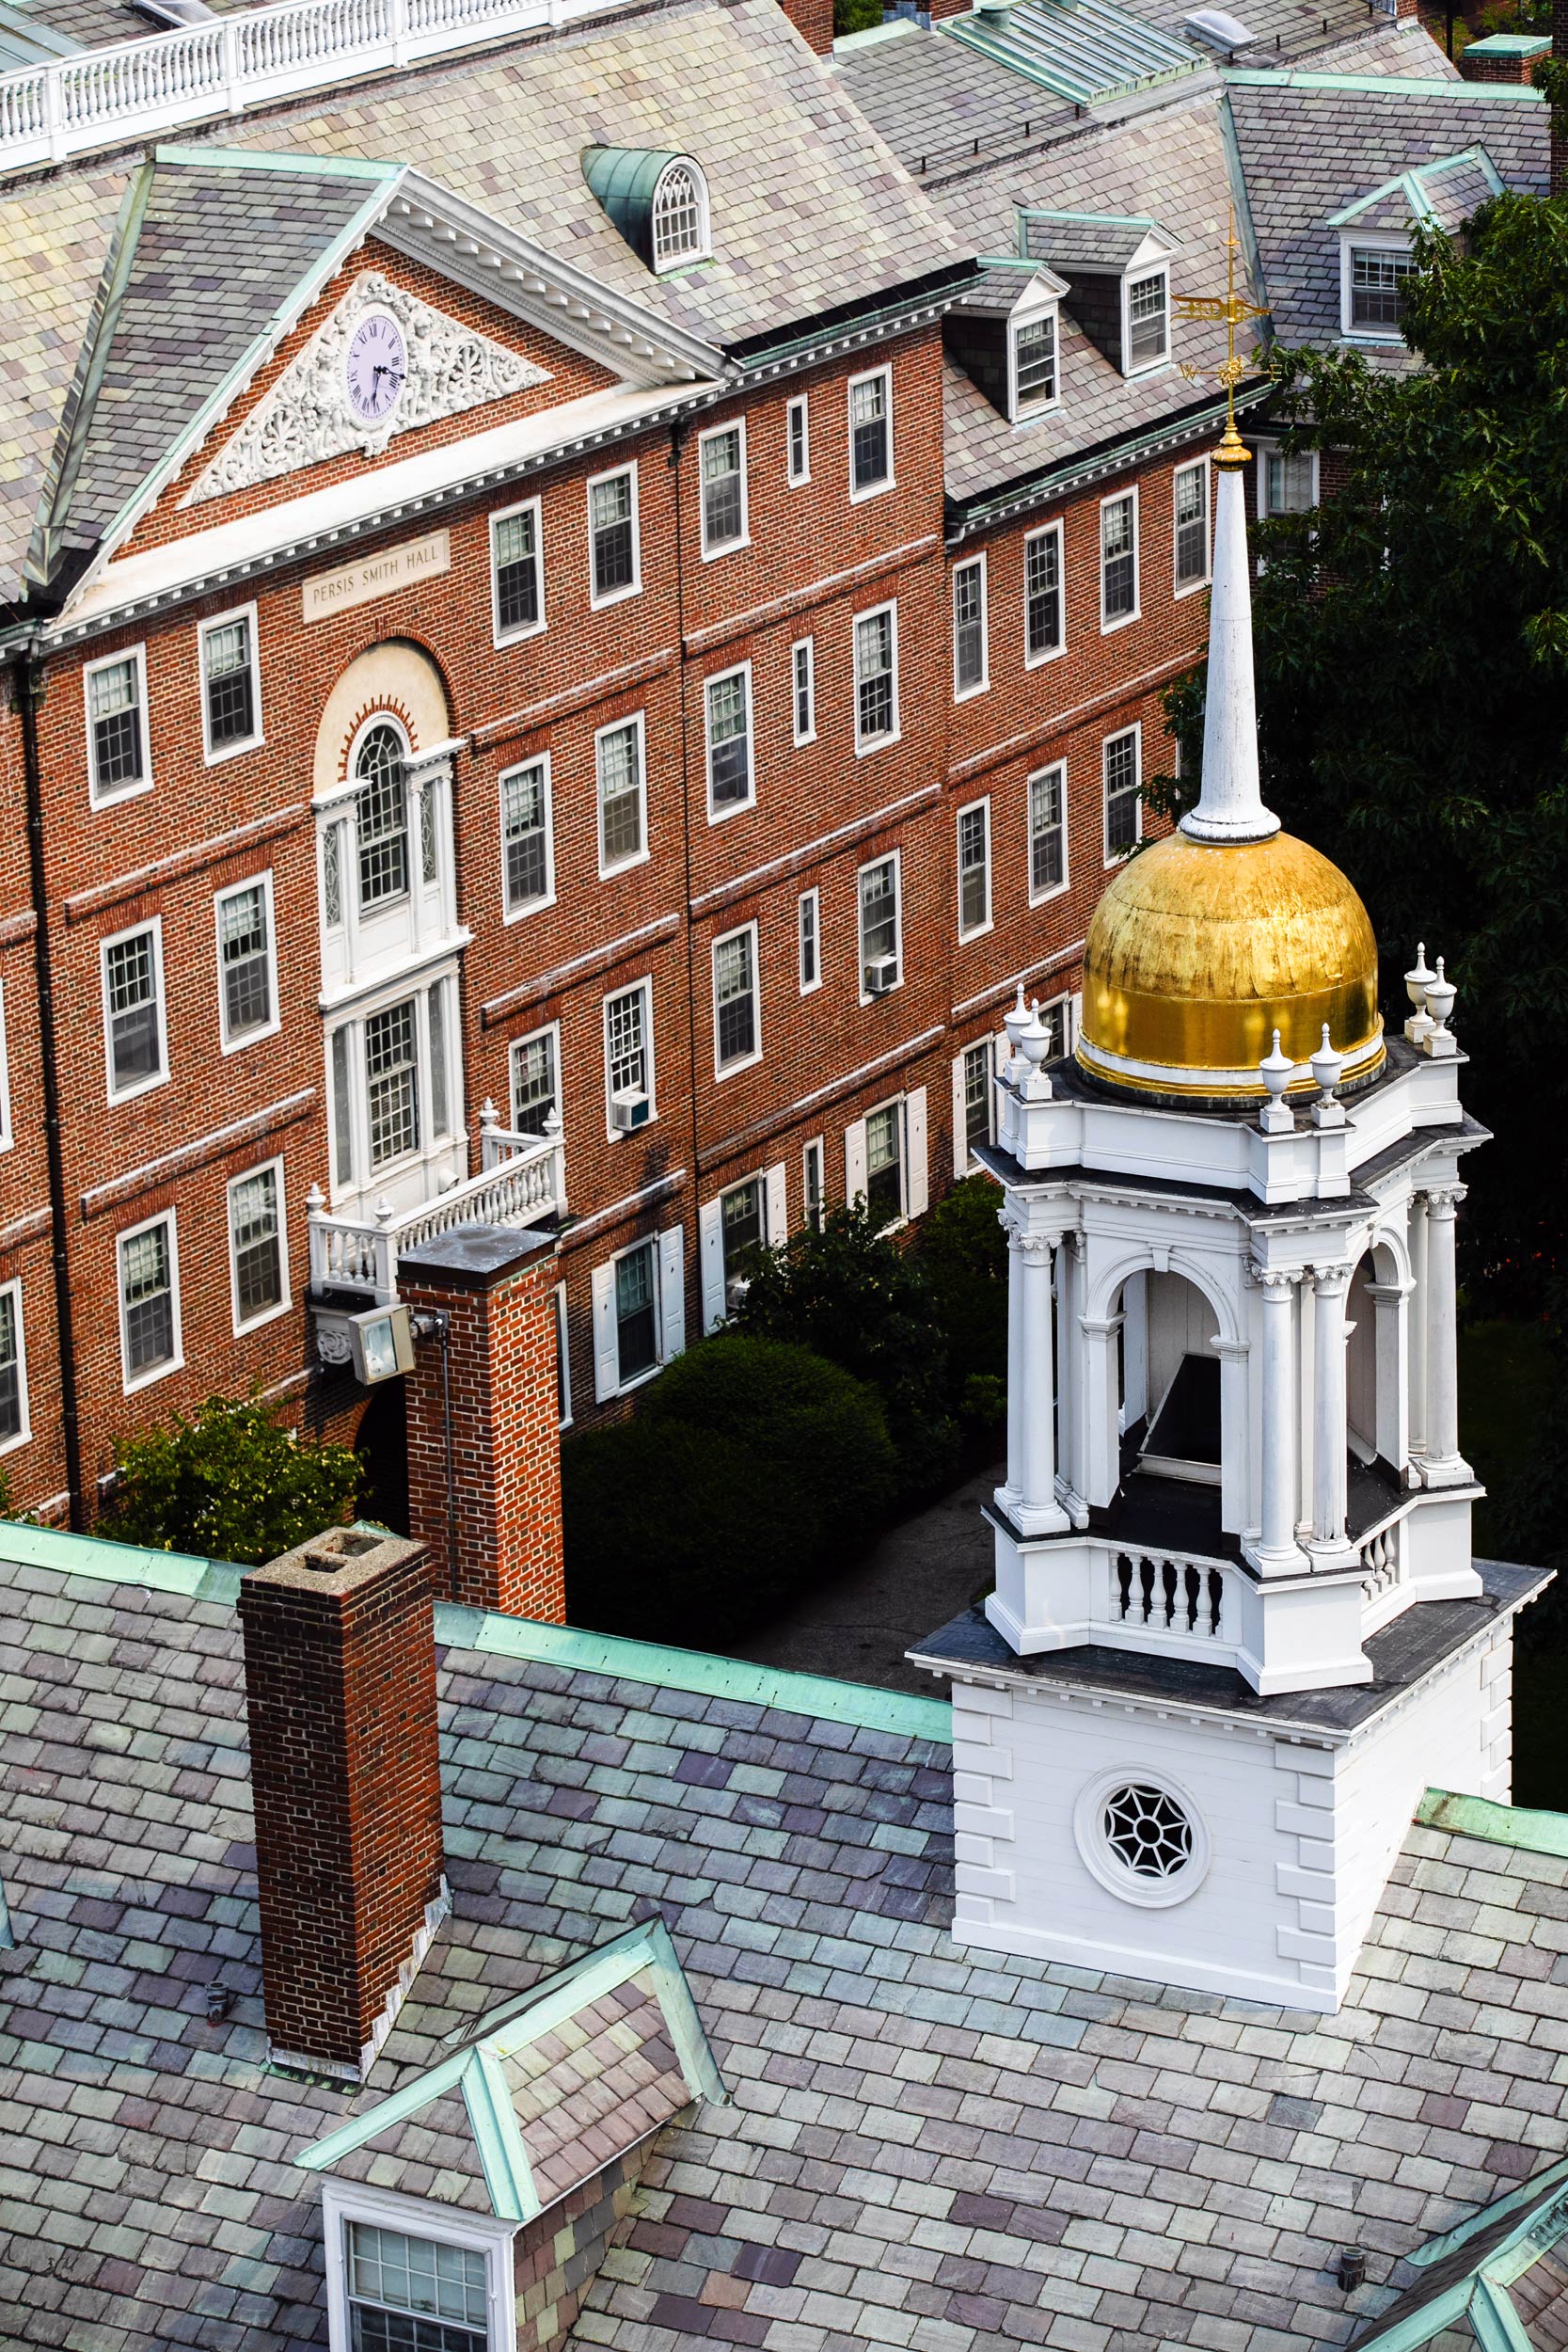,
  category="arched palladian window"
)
[354,720,409,909]
[651,158,710,273]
